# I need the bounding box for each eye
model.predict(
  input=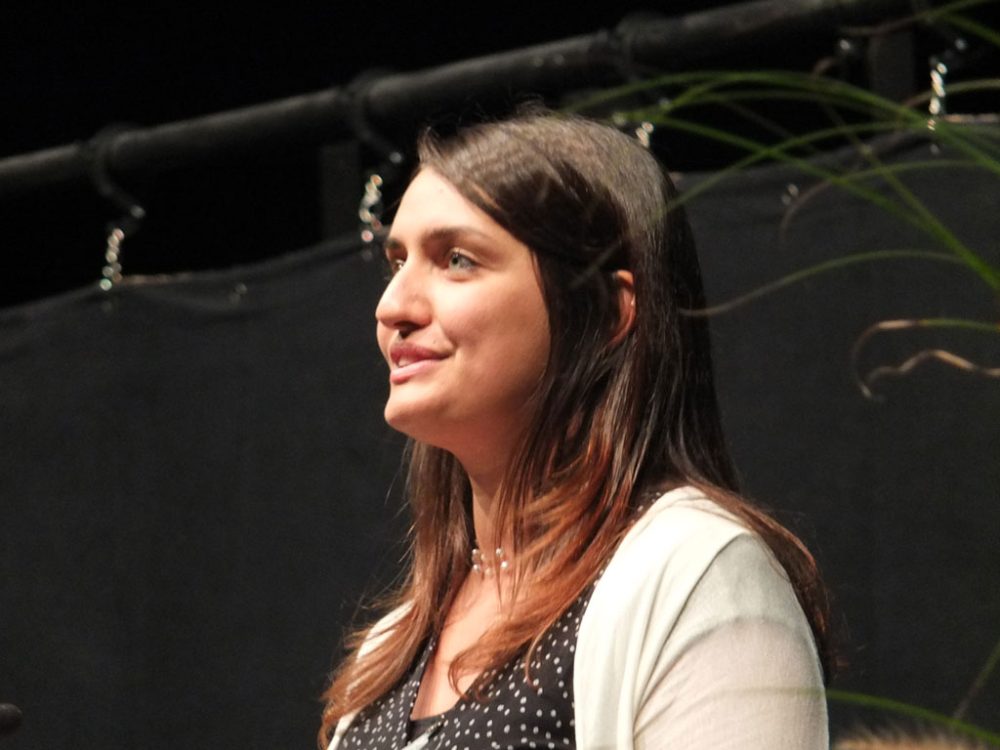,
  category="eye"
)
[447,249,476,272]
[382,254,405,280]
